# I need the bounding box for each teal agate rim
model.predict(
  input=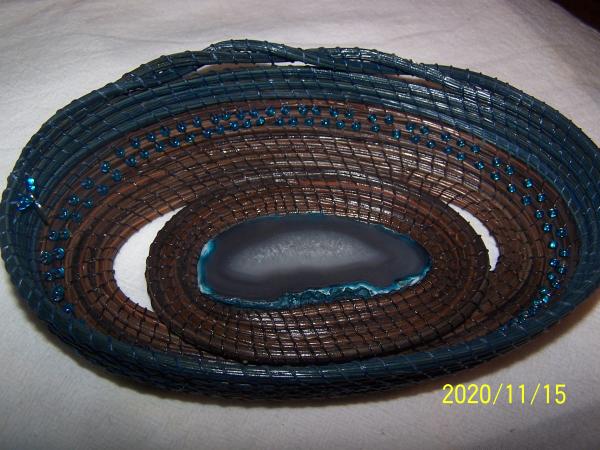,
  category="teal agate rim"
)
[197,213,432,310]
